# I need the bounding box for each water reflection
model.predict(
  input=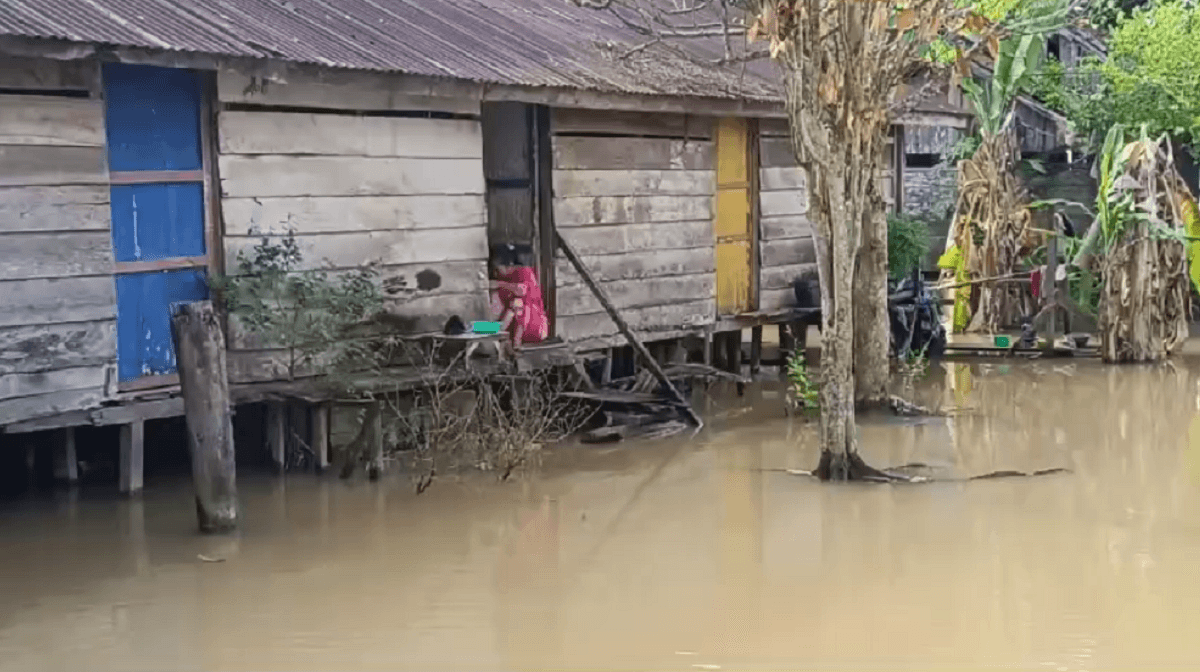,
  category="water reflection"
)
[1,361,1200,670]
